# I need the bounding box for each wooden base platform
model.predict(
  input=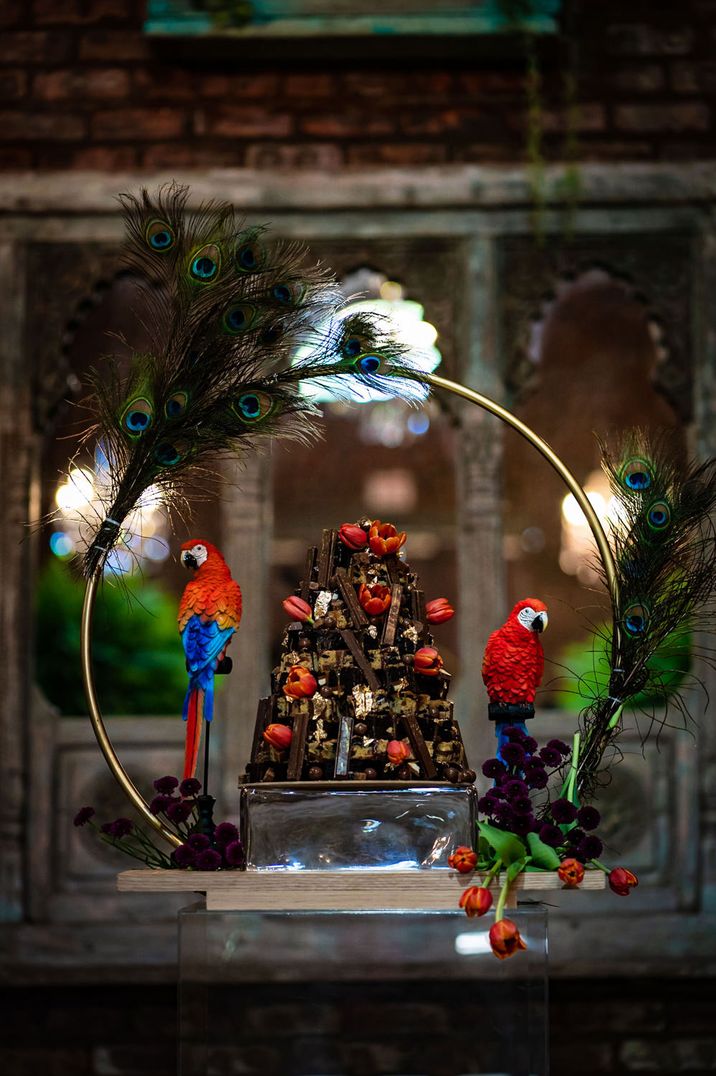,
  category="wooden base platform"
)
[118,868,605,912]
